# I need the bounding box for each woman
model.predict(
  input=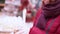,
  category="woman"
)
[29,0,60,34]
